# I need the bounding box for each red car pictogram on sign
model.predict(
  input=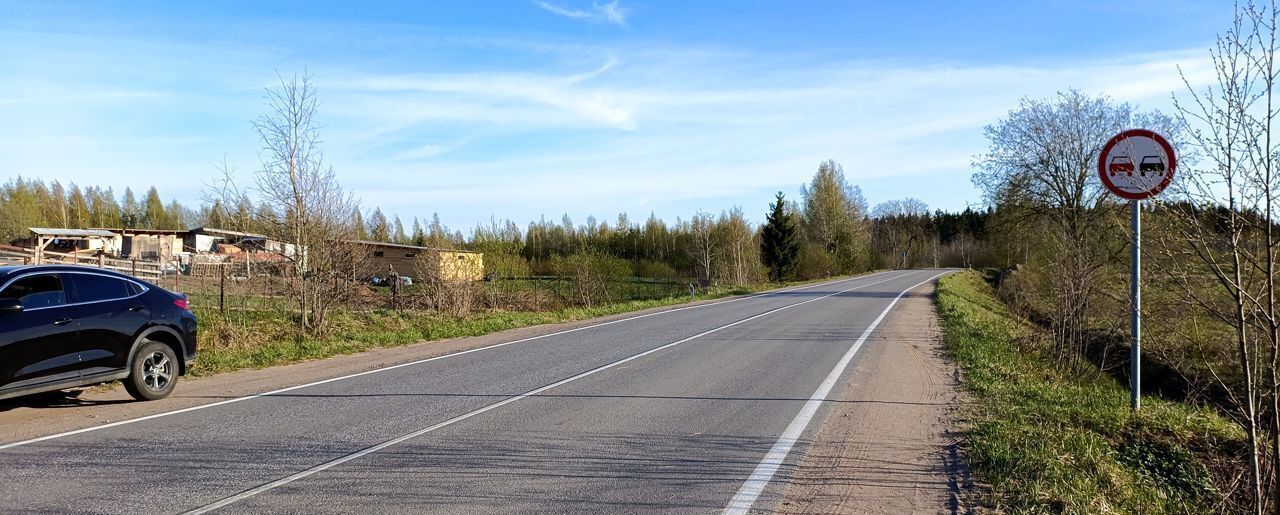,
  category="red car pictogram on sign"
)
[1109,156,1134,176]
